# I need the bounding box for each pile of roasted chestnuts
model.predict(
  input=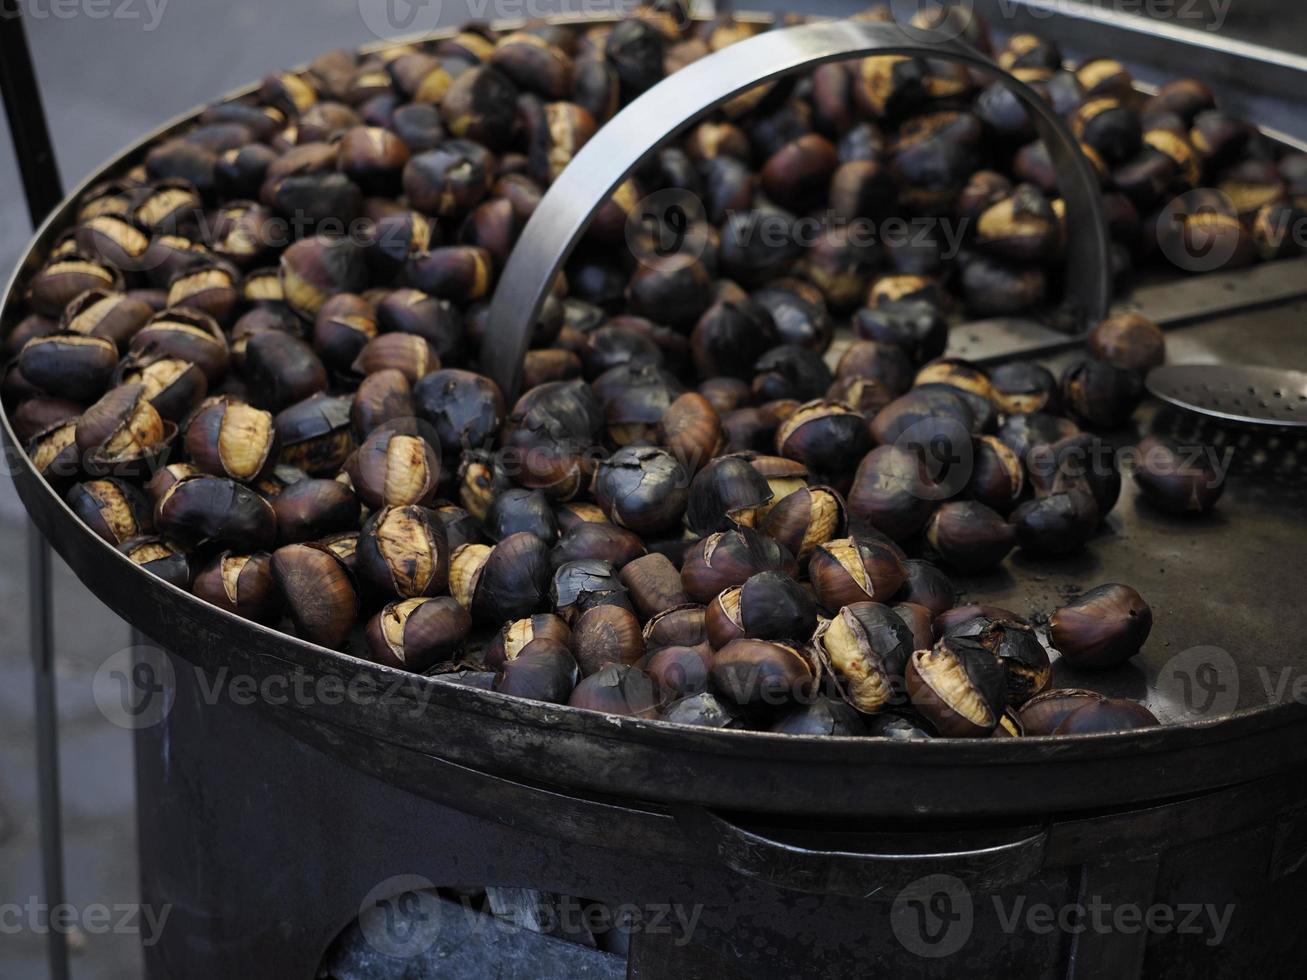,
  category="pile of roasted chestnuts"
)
[5,2,1256,738]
